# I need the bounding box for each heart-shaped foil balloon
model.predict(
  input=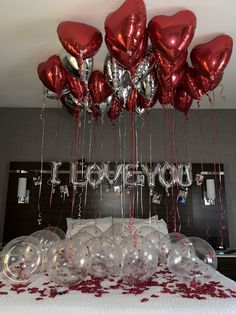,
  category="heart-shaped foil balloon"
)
[154,49,187,77]
[37,55,66,95]
[173,86,193,116]
[66,74,87,101]
[57,21,102,64]
[88,70,112,104]
[105,0,147,68]
[210,72,223,91]
[184,66,204,100]
[190,35,233,79]
[107,95,123,121]
[148,10,196,61]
